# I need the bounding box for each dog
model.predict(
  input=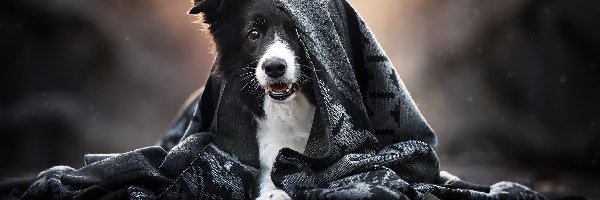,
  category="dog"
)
[191,0,316,199]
